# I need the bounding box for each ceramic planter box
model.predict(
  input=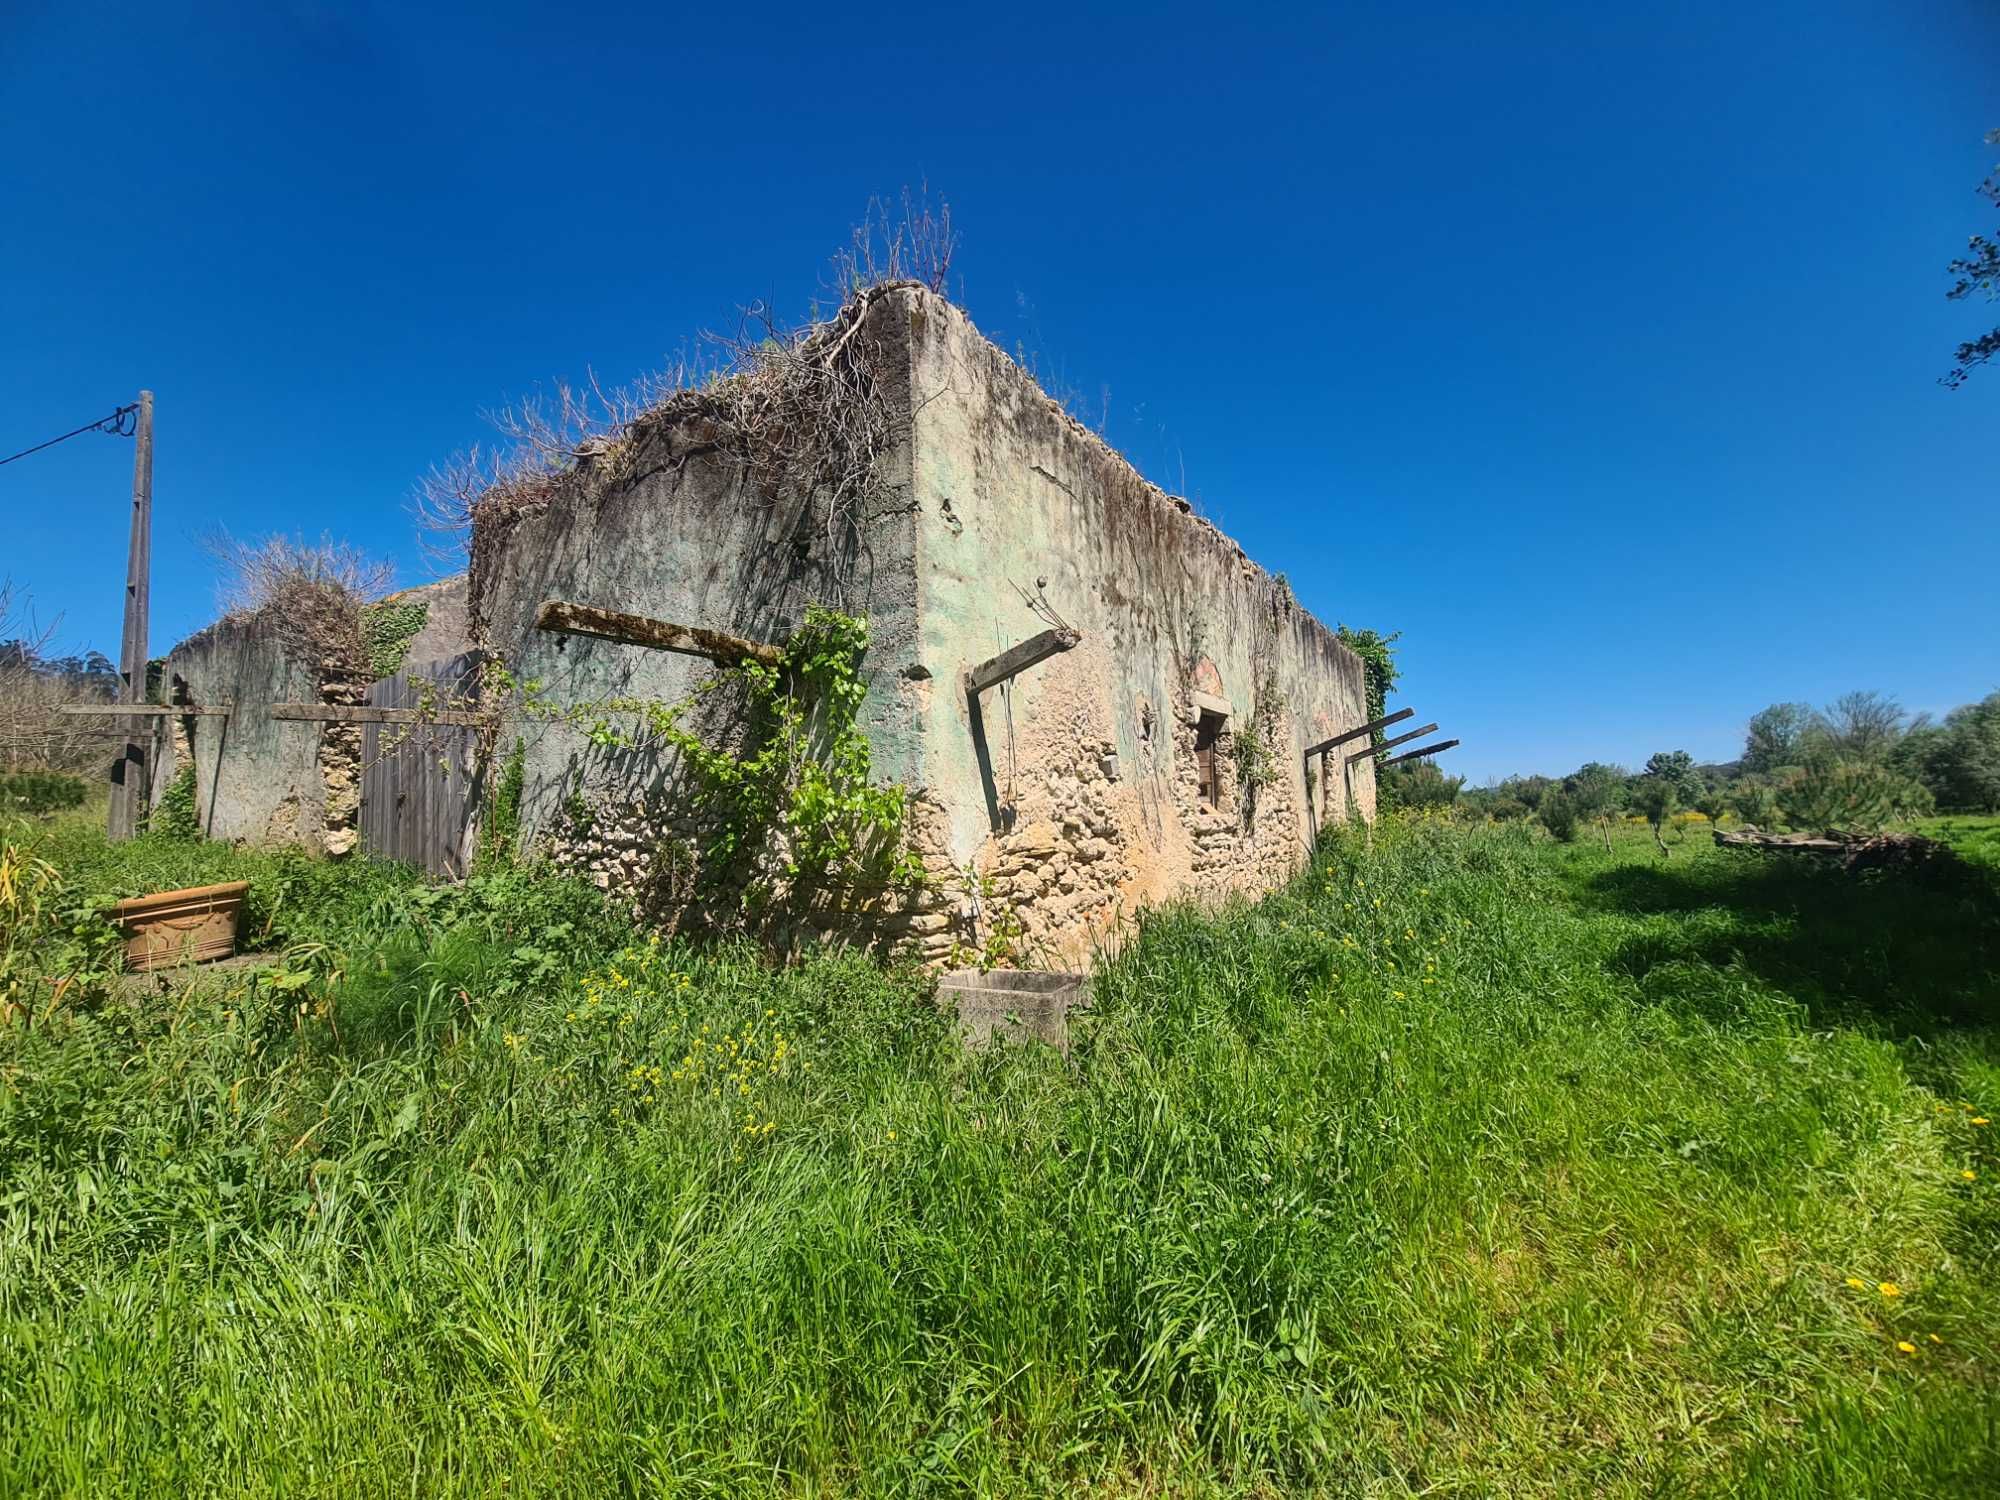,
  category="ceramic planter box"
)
[107,881,250,971]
